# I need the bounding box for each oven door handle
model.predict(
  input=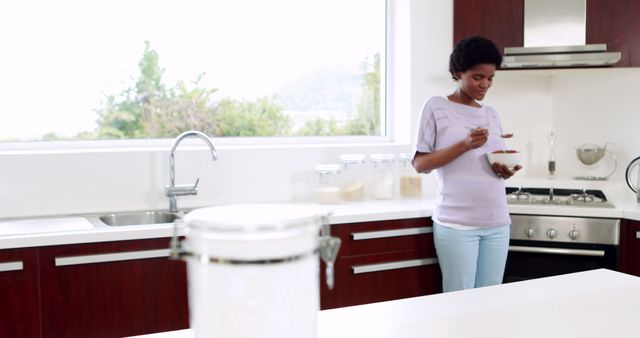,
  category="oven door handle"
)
[508,245,605,257]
